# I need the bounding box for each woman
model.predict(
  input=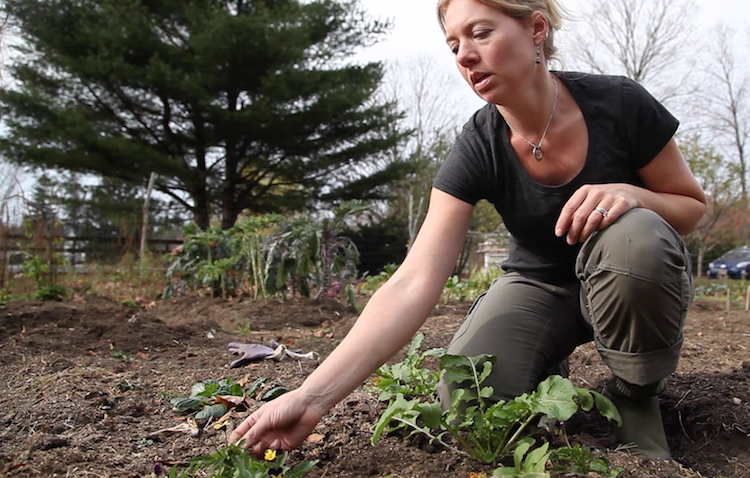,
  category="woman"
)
[230,0,706,460]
